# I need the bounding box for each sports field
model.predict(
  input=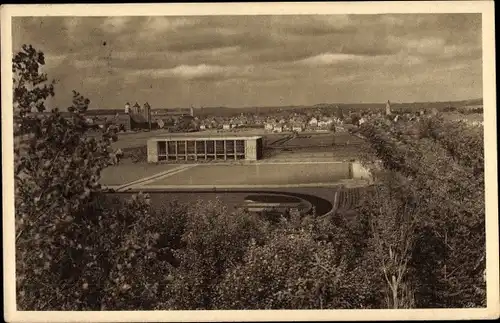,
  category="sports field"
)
[142,162,351,187]
[265,132,365,148]
[100,163,180,186]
